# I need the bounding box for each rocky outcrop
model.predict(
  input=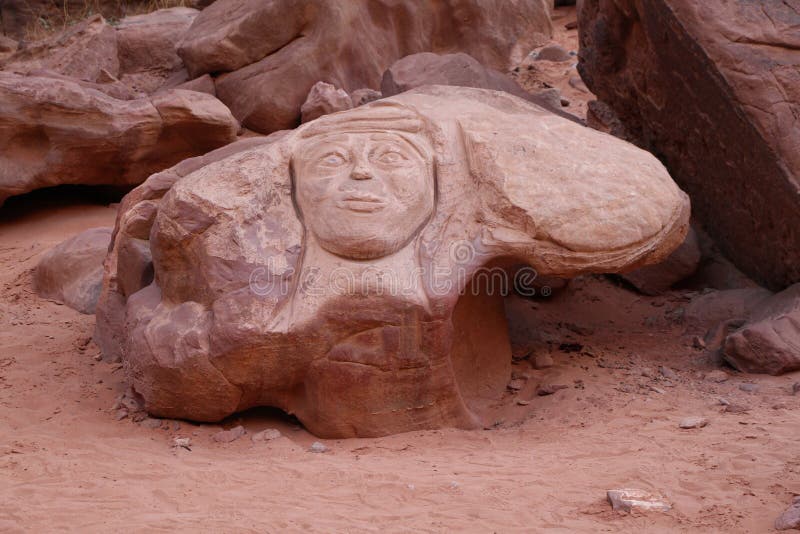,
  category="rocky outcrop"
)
[96,86,689,437]
[0,72,239,205]
[115,7,199,94]
[177,0,553,133]
[577,0,800,291]
[34,227,112,314]
[300,81,352,123]
[723,284,800,375]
